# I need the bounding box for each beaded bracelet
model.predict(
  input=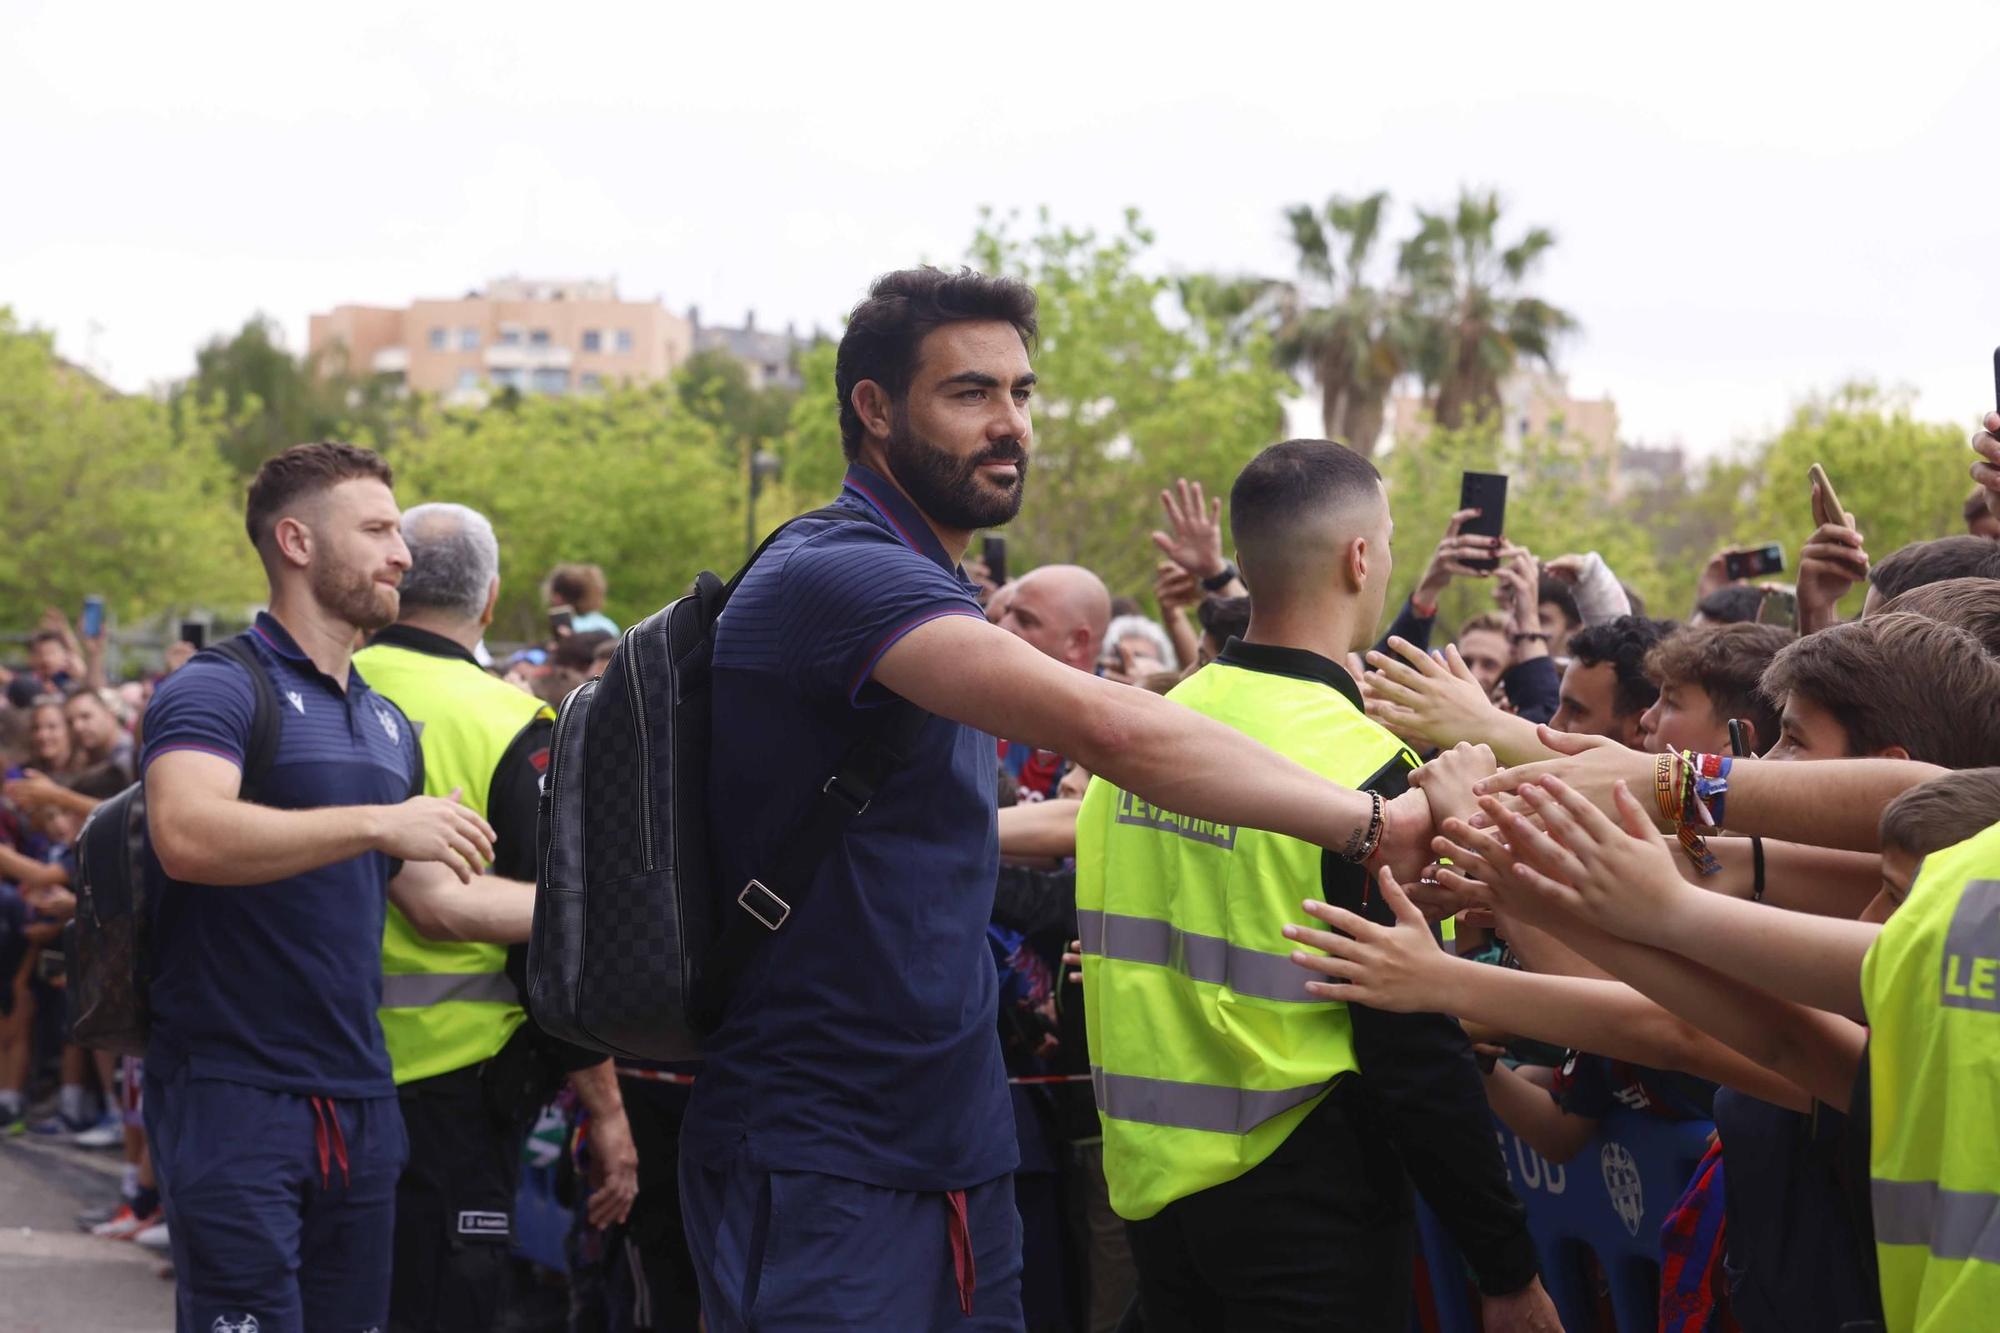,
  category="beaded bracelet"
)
[1654,751,1722,876]
[1340,790,1385,865]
